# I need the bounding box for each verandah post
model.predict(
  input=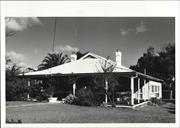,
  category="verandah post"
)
[131,77,134,105]
[73,77,76,97]
[143,79,146,100]
[27,80,31,100]
[148,81,150,100]
[138,78,140,103]
[105,77,108,104]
